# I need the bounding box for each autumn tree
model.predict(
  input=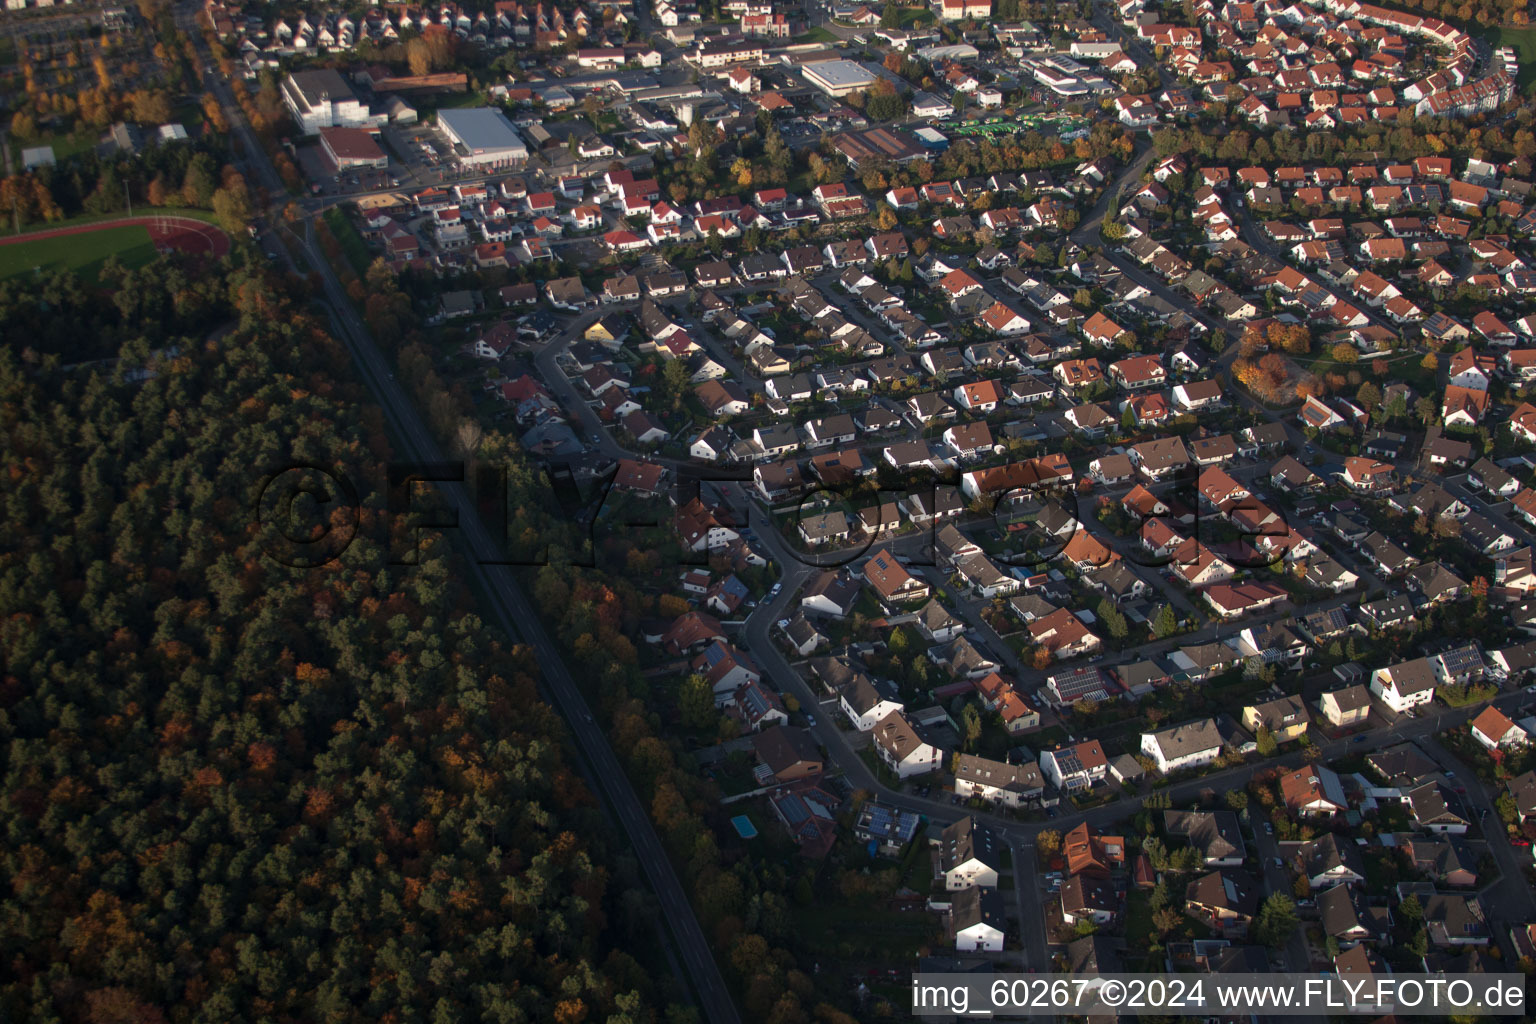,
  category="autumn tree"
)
[201,93,229,133]
[211,181,252,232]
[8,111,36,141]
